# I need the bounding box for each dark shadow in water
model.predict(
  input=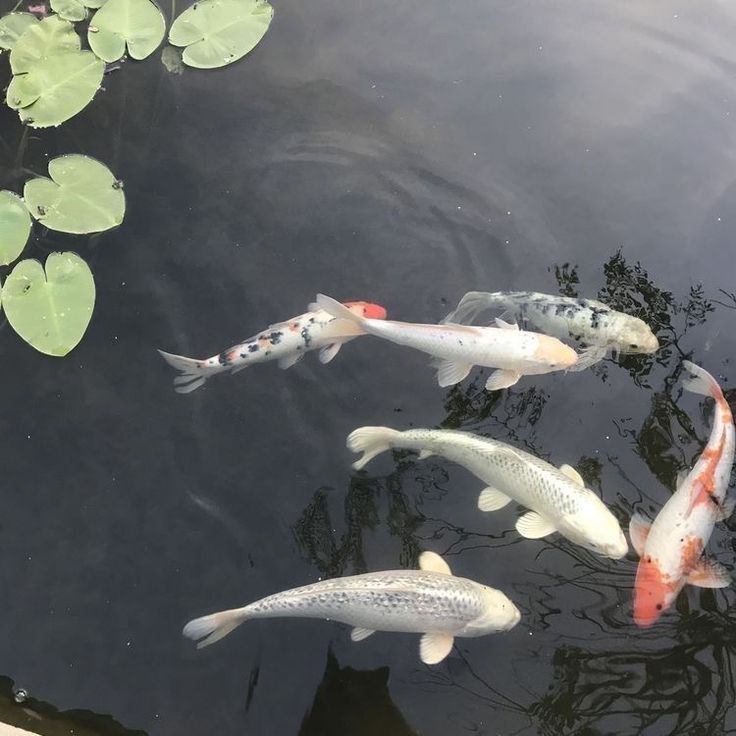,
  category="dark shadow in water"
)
[0,675,145,736]
[298,647,418,736]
